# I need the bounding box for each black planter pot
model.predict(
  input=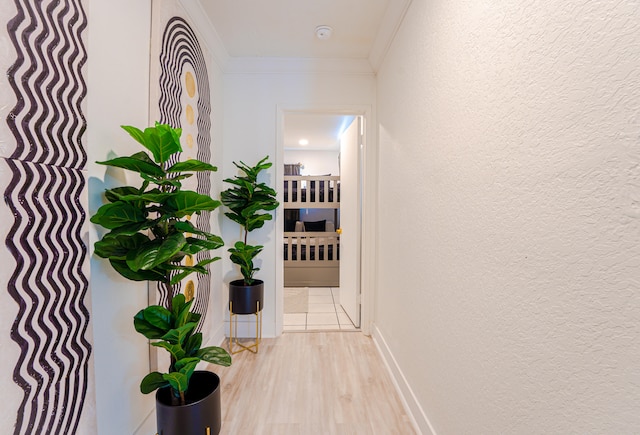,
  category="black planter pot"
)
[229,279,264,314]
[156,371,221,435]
